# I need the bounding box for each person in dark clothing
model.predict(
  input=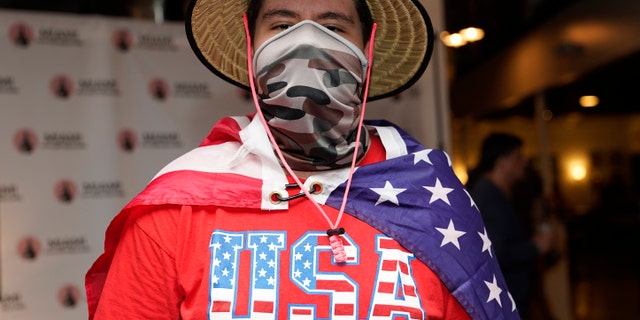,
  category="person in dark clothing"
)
[467,133,553,318]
